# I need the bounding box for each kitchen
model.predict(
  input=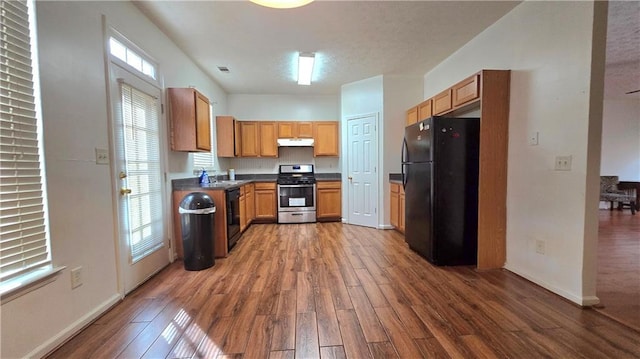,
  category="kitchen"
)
[1,1,629,358]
